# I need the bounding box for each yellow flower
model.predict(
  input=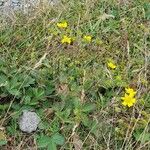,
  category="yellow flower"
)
[125,88,136,97]
[121,94,136,107]
[61,36,72,44]
[57,22,68,28]
[83,35,92,42]
[107,62,116,69]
